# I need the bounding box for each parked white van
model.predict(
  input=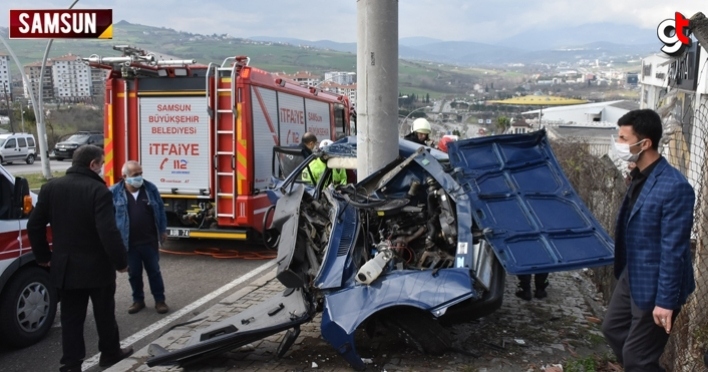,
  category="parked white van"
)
[0,133,37,165]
